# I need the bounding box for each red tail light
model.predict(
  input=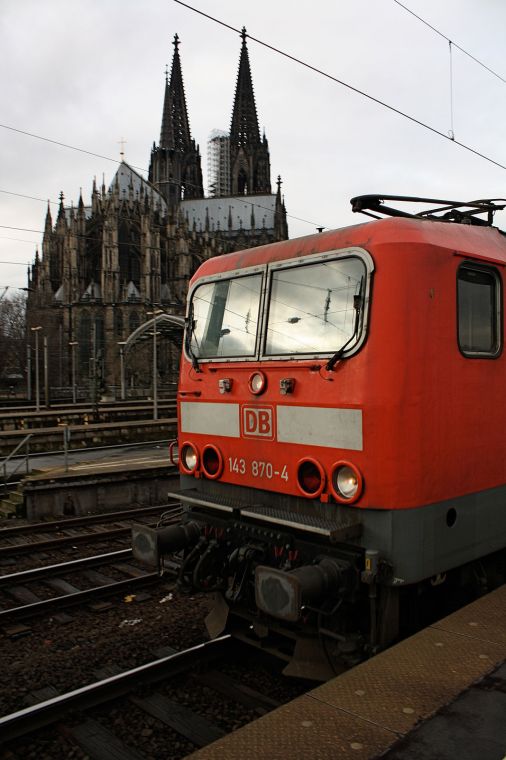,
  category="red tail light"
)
[296,458,325,498]
[202,444,224,479]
